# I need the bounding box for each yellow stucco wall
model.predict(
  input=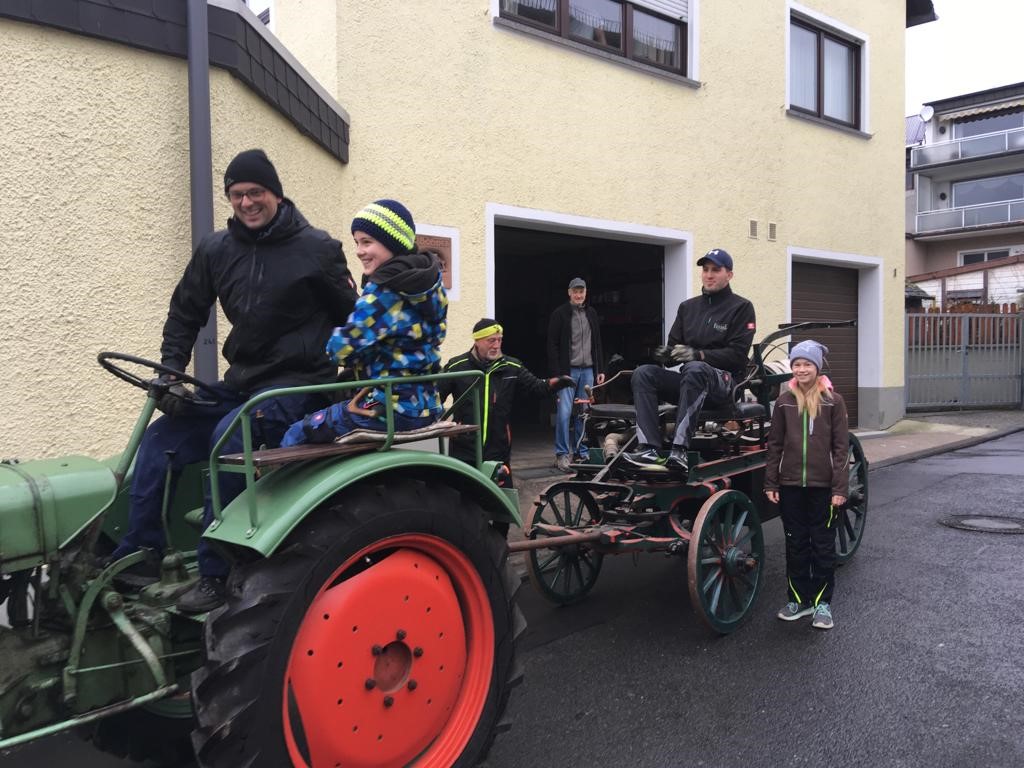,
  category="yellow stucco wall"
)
[275,0,907,402]
[2,0,910,459]
[1,20,349,458]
